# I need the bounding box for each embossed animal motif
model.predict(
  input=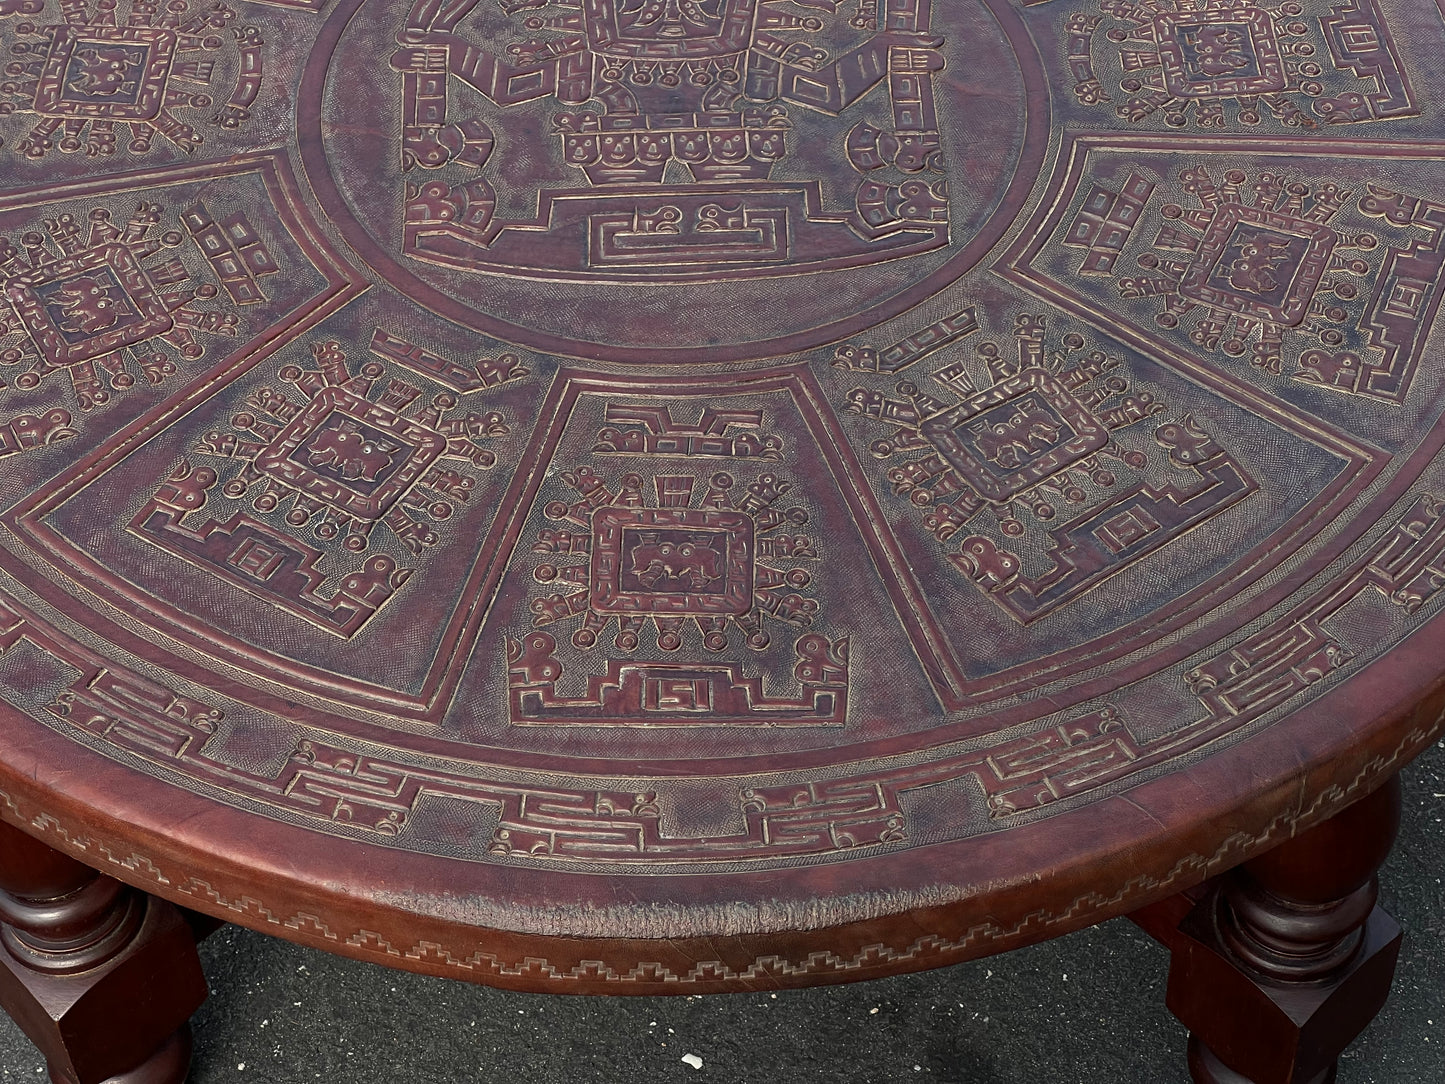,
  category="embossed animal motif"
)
[1225,230,1295,295]
[66,46,143,99]
[630,535,722,590]
[1180,25,1254,78]
[968,402,1063,470]
[49,276,126,336]
[306,422,399,483]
